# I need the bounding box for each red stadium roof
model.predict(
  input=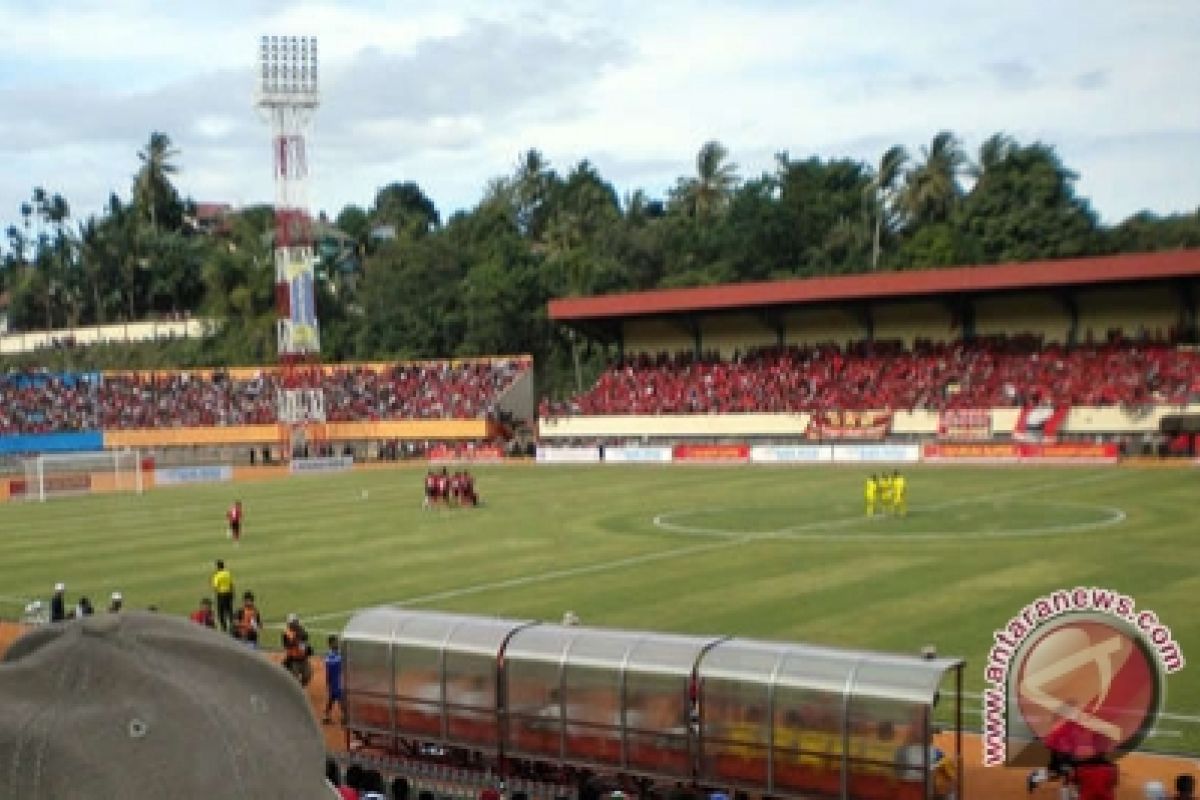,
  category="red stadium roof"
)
[549,249,1200,321]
